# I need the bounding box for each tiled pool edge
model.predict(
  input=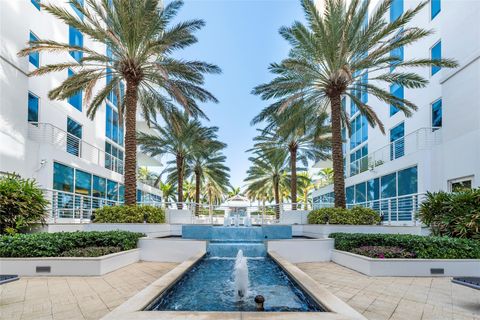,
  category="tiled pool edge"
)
[102,250,366,320]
